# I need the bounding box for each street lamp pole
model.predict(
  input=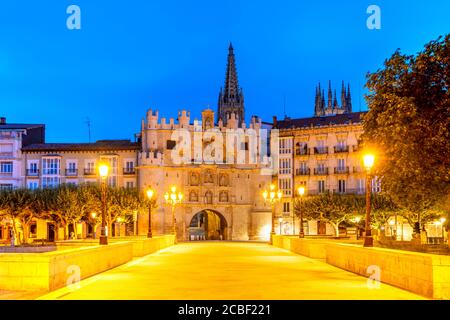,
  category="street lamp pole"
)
[297,186,306,238]
[164,186,183,242]
[262,183,283,243]
[98,163,109,245]
[363,154,375,247]
[146,188,155,238]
